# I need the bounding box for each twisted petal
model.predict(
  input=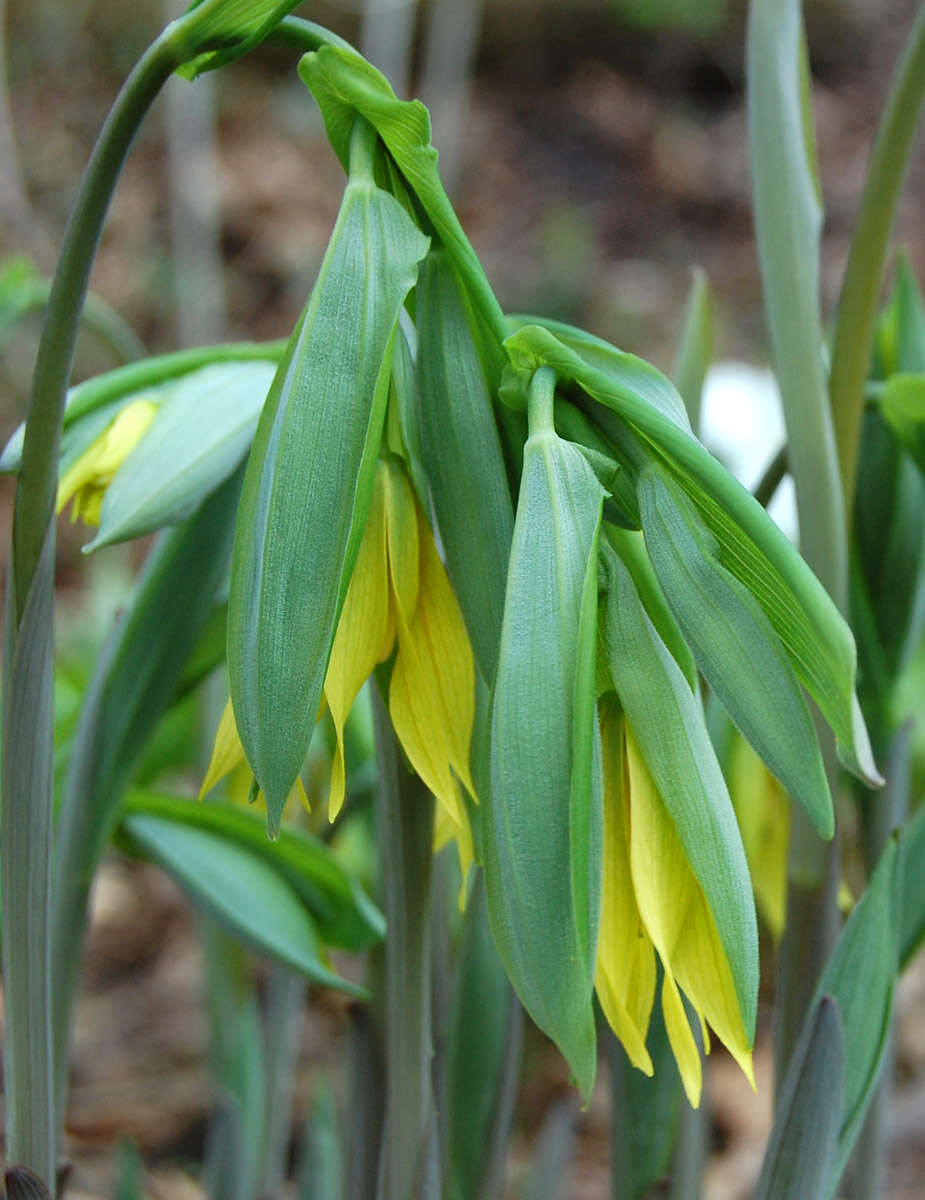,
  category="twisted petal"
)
[389,479,476,826]
[323,464,393,820]
[625,724,754,1107]
[594,699,656,1075]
